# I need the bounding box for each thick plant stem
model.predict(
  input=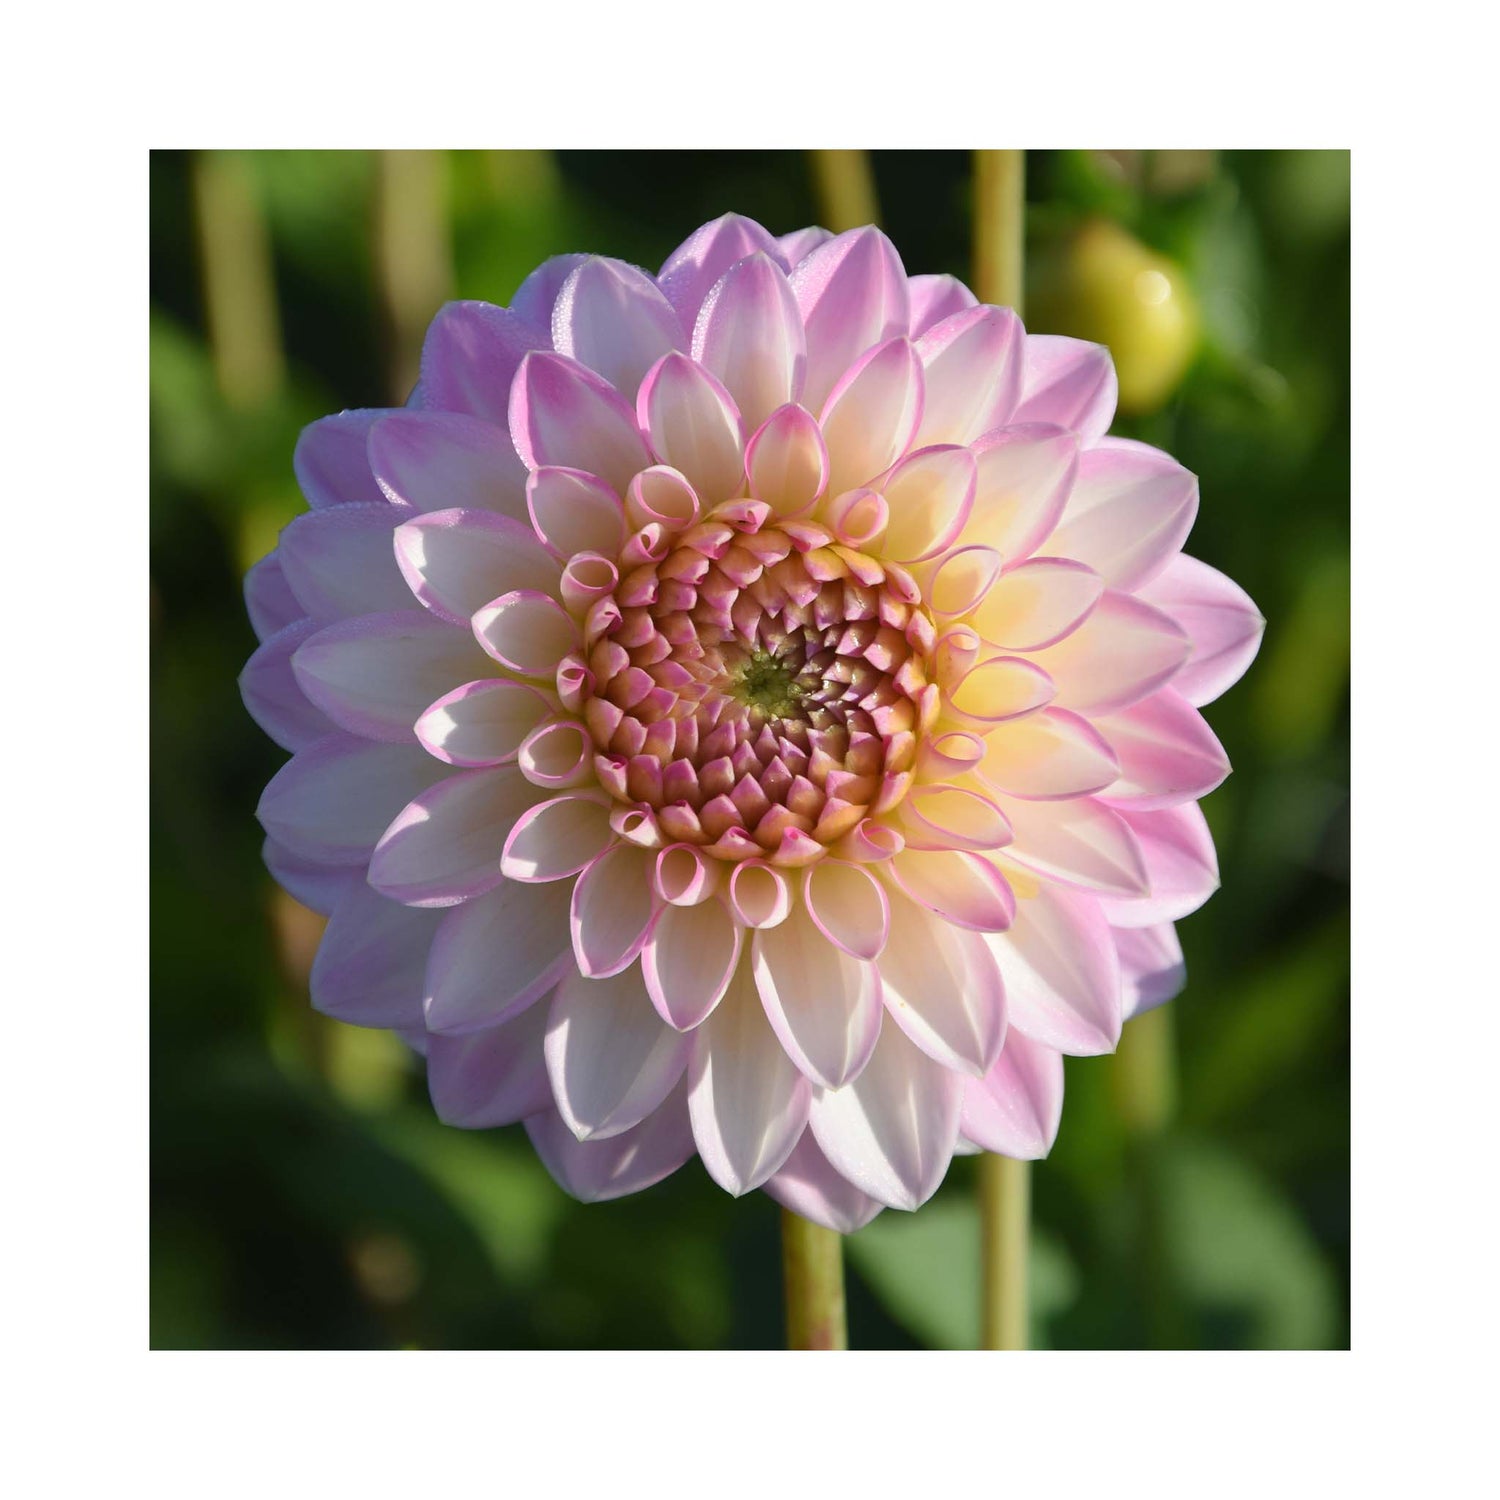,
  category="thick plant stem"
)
[979,1153,1029,1349]
[375,149,453,403]
[781,1210,847,1350]
[192,150,285,411]
[809,149,880,232]
[974,148,1030,1350]
[972,149,1025,309]
[1111,1004,1177,1138]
